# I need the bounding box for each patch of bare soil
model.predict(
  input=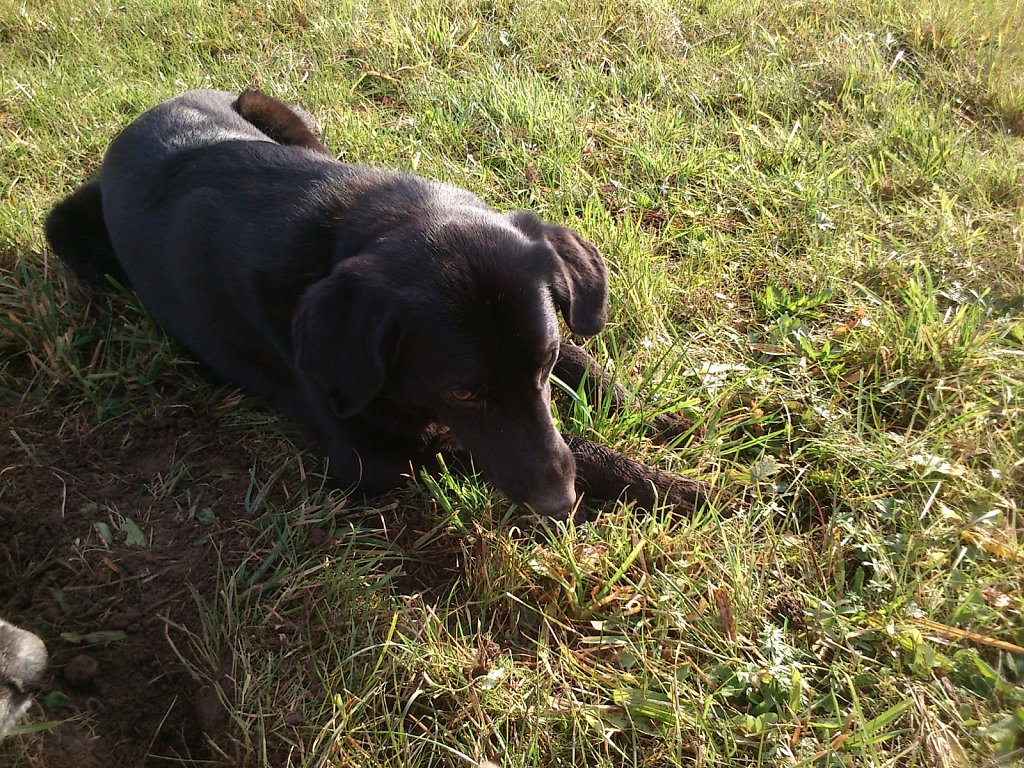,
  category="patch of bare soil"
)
[0,399,269,767]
